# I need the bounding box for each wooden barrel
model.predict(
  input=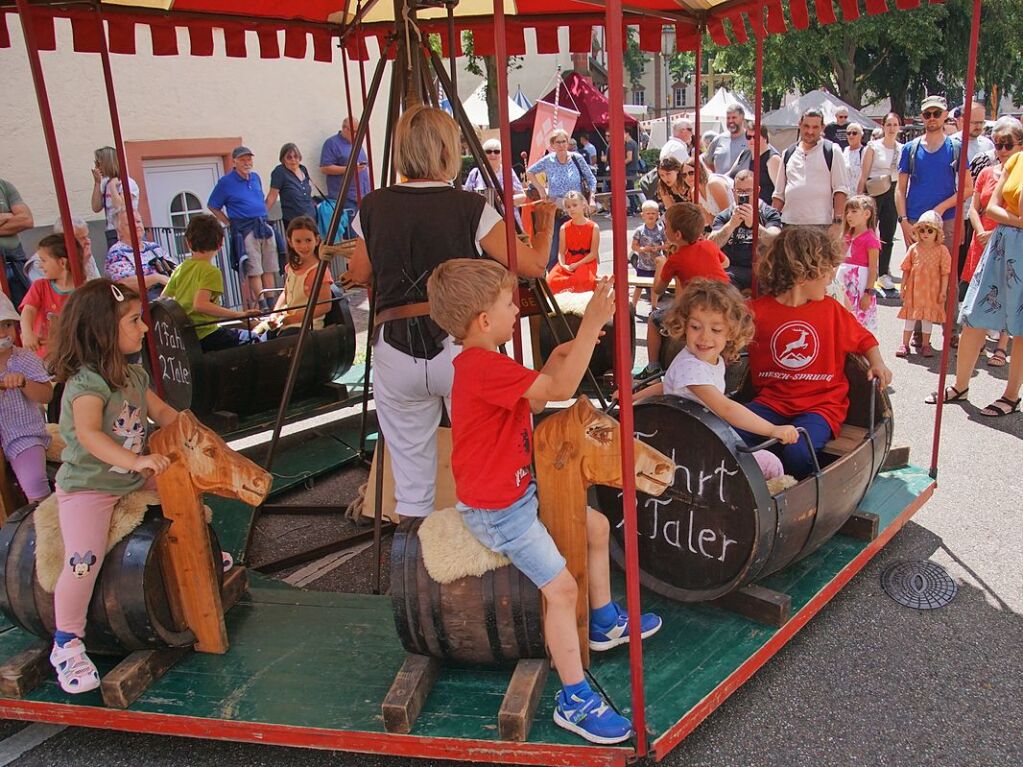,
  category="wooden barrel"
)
[390,517,546,666]
[594,355,892,602]
[147,285,356,421]
[538,307,636,378]
[0,503,222,654]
